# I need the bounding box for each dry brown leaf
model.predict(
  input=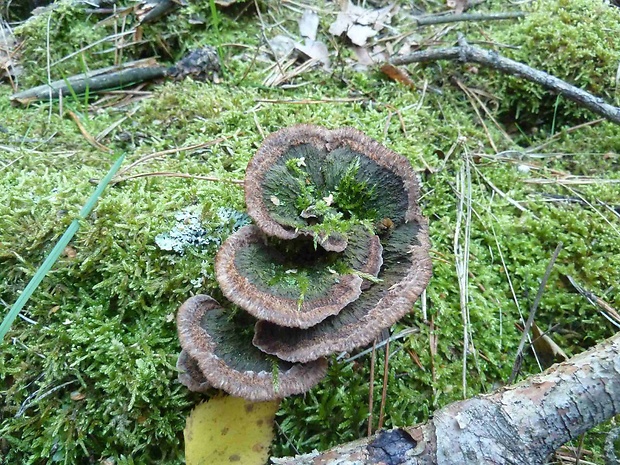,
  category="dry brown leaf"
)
[532,322,568,369]
[447,0,468,14]
[296,39,330,68]
[380,63,416,89]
